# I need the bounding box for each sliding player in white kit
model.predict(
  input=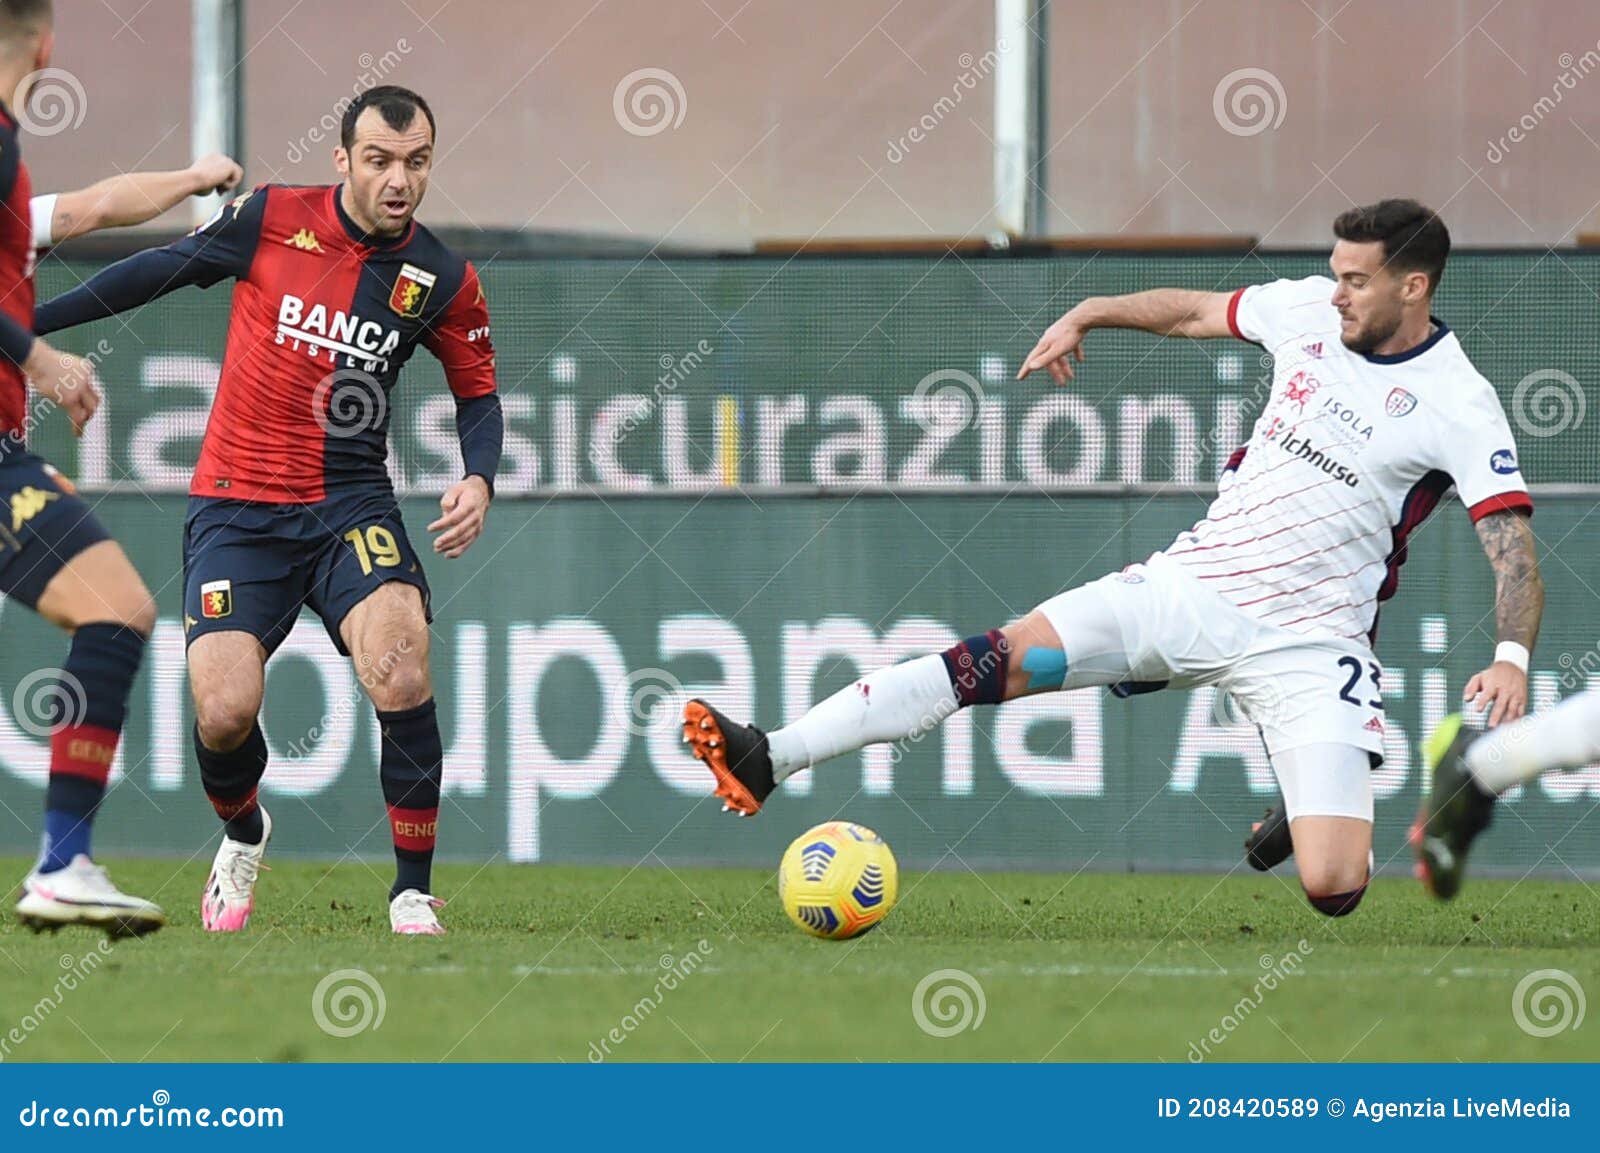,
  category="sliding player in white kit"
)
[683,199,1543,918]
